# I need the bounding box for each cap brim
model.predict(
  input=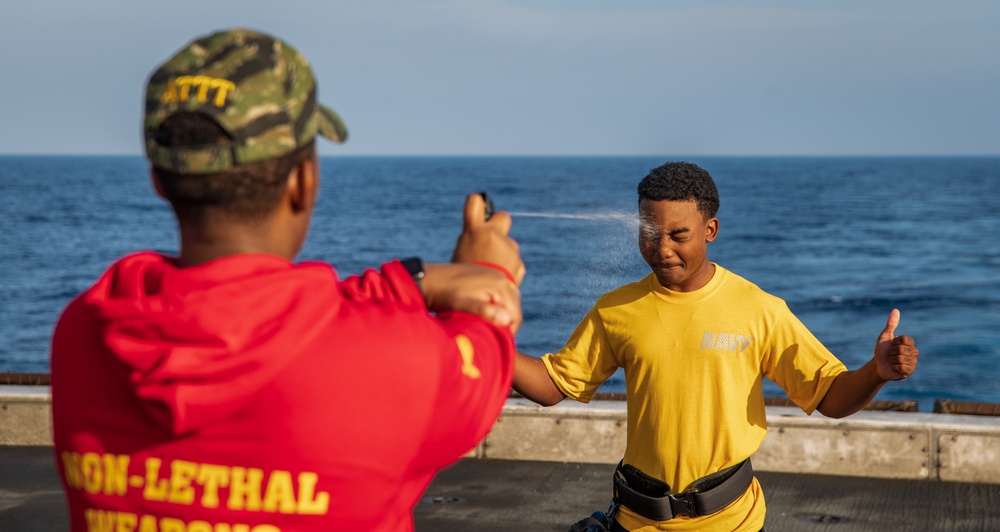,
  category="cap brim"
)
[317,105,348,143]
